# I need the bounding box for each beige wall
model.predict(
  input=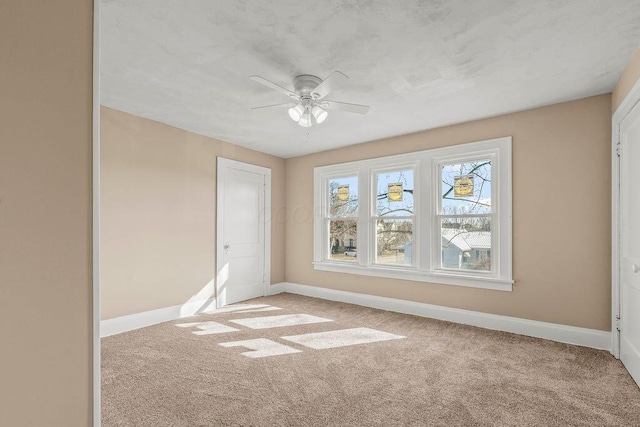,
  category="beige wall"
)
[100,107,285,320]
[285,94,612,331]
[613,47,640,112]
[0,1,93,426]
